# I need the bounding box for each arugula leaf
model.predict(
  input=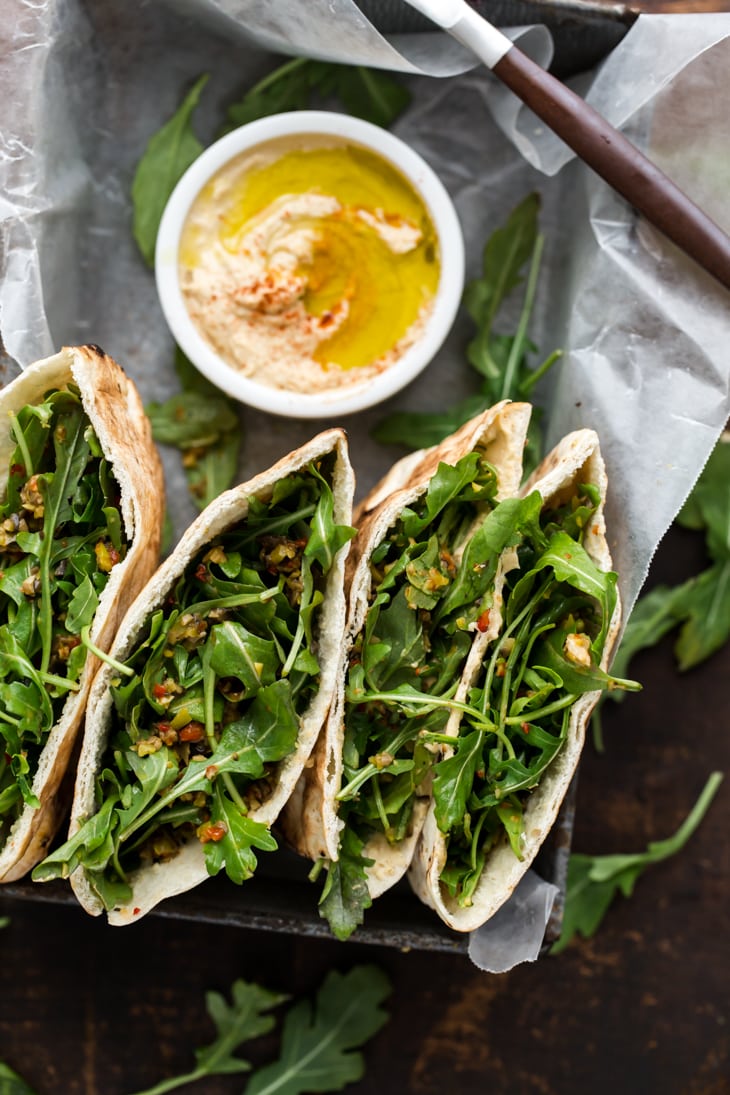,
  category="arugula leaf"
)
[184,431,241,511]
[370,392,487,450]
[127,979,287,1095]
[208,620,279,692]
[127,966,389,1095]
[32,796,121,882]
[608,583,686,683]
[245,966,391,1095]
[64,573,99,635]
[331,65,411,128]
[552,771,723,953]
[203,783,278,884]
[464,193,540,381]
[433,729,484,832]
[146,392,238,449]
[671,561,730,670]
[373,194,560,469]
[0,1061,38,1095]
[595,435,730,746]
[677,433,730,551]
[132,74,209,265]
[147,349,241,514]
[304,469,356,572]
[224,58,410,134]
[318,829,373,942]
